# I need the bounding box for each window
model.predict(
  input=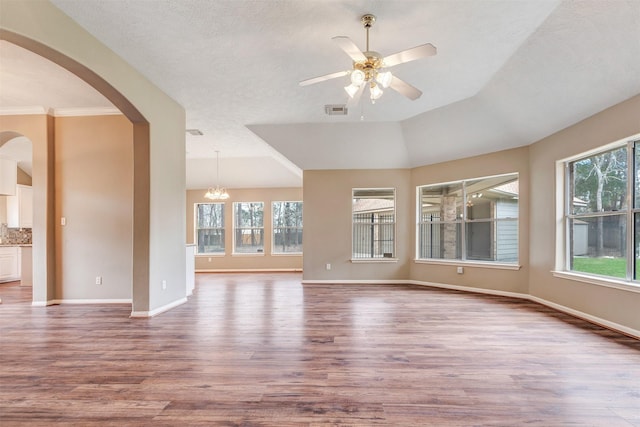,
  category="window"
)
[272,201,303,254]
[233,202,264,254]
[352,188,395,259]
[567,144,631,280]
[195,203,225,254]
[417,173,519,264]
